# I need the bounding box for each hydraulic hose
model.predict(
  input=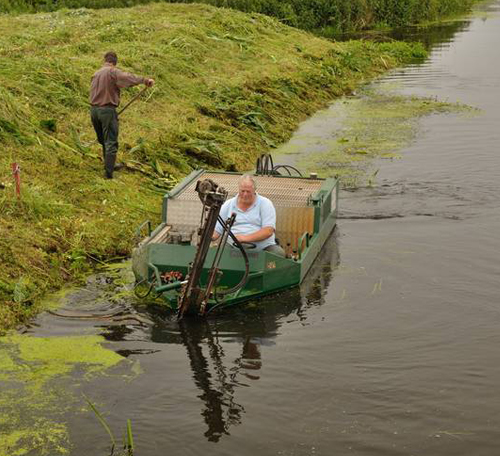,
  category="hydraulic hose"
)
[214,215,250,296]
[271,164,303,177]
